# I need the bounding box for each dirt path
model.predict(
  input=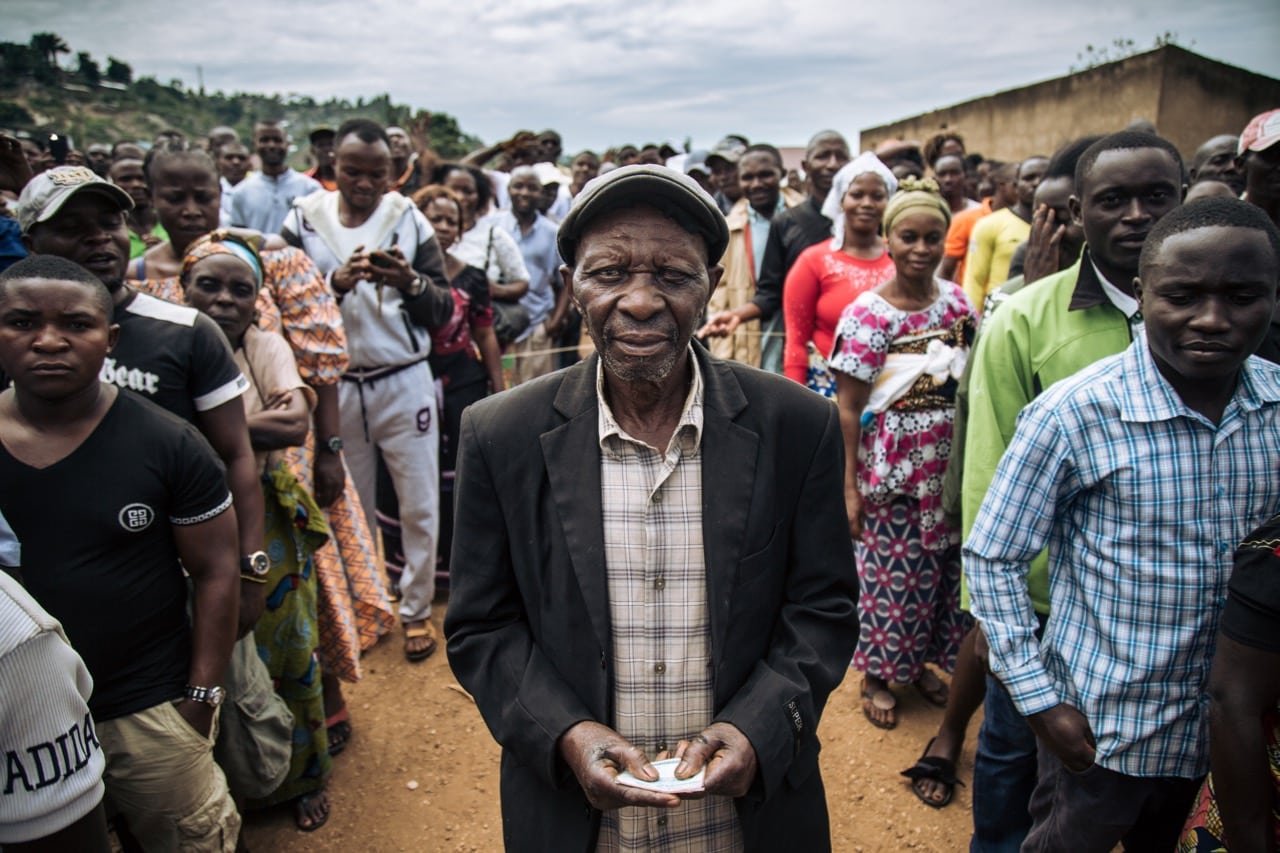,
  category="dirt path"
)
[243,604,979,852]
